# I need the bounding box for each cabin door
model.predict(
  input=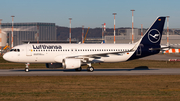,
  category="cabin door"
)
[136,46,141,56]
[26,45,32,56]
